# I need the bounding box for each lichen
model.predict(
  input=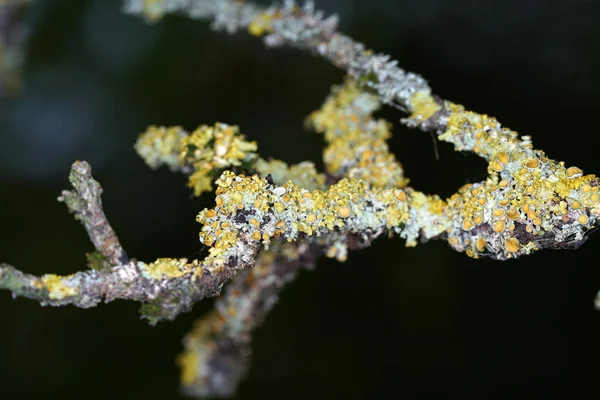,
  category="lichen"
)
[134,125,187,171]
[308,78,408,188]
[135,123,258,196]
[402,92,600,258]
[177,351,201,386]
[196,170,420,262]
[247,9,281,36]
[255,159,325,190]
[409,91,441,121]
[41,274,78,300]
[140,258,200,280]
